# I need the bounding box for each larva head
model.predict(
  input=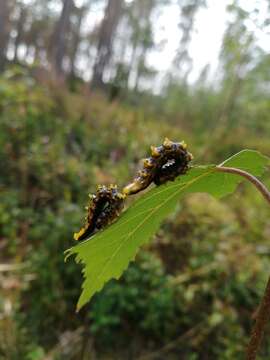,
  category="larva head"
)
[74,226,88,241]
